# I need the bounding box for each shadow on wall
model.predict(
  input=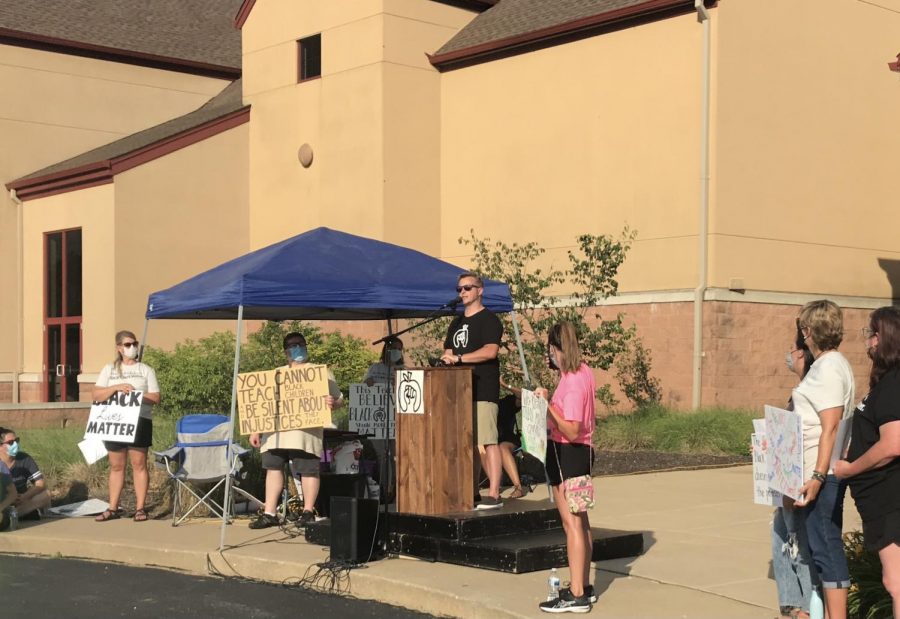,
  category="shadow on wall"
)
[877,259,900,303]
